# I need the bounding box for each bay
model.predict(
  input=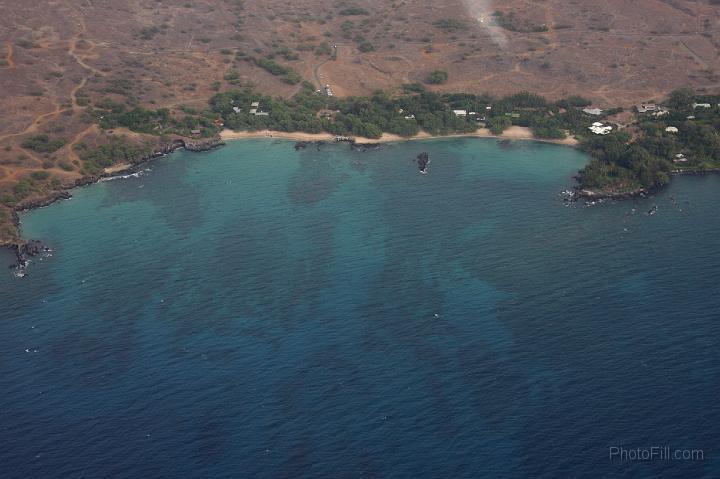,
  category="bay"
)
[1,138,718,478]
